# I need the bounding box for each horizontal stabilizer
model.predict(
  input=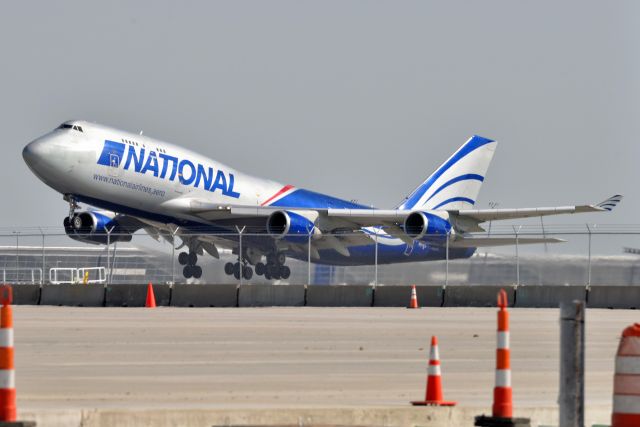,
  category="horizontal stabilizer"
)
[450,236,565,248]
